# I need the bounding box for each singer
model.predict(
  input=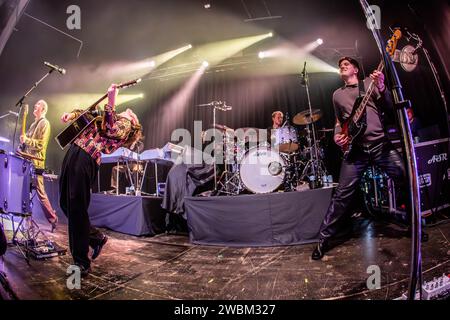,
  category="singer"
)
[19,100,59,231]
